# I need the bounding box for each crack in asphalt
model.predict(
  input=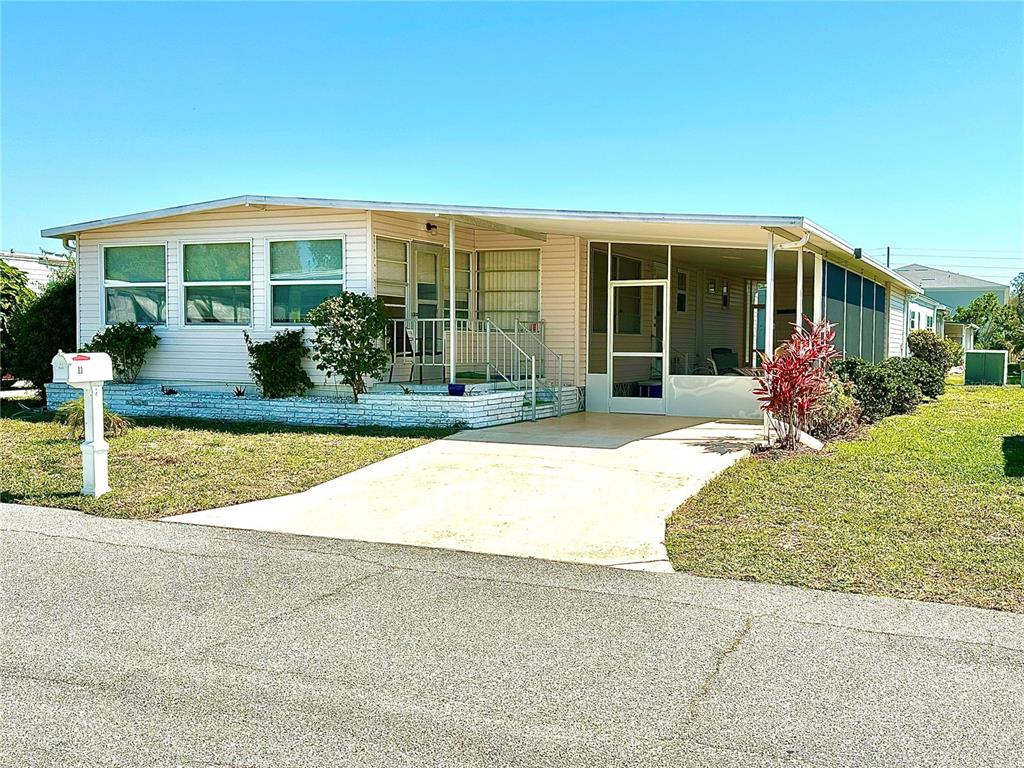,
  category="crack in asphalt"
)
[4,523,1023,658]
[687,615,754,718]
[194,569,390,656]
